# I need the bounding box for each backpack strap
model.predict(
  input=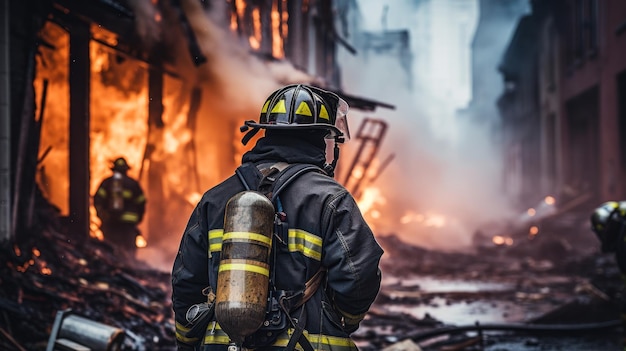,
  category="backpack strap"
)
[235,162,323,199]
